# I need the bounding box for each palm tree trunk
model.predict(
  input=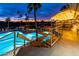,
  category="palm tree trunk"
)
[8,22,9,30]
[34,7,38,41]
